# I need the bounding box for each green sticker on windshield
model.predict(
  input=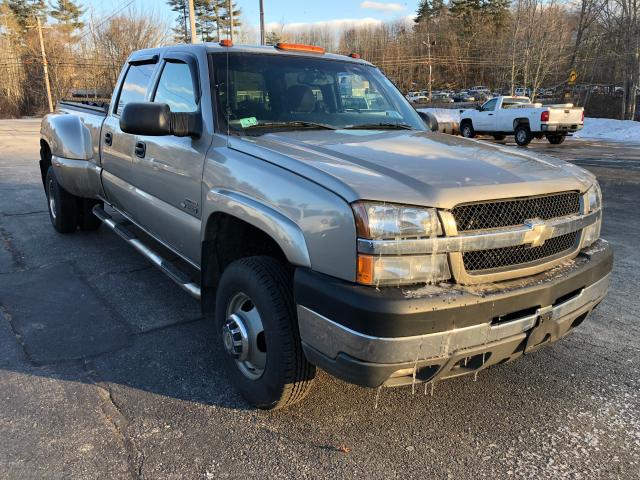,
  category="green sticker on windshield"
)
[239,117,258,128]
